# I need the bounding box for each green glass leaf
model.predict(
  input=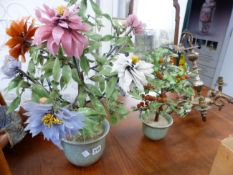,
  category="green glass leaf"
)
[39,56,44,65]
[109,114,118,124]
[51,80,59,90]
[60,65,72,89]
[88,40,101,51]
[43,59,54,72]
[79,117,103,139]
[91,97,106,116]
[102,13,113,25]
[60,78,65,90]
[6,76,23,91]
[115,37,130,46]
[90,0,102,15]
[78,107,99,116]
[117,104,128,116]
[71,69,81,84]
[79,0,87,16]
[91,52,107,65]
[30,47,40,63]
[130,88,141,100]
[48,90,59,103]
[120,46,133,53]
[112,90,119,101]
[99,66,116,76]
[86,84,102,97]
[106,77,118,98]
[64,0,78,6]
[28,59,35,75]
[150,102,162,109]
[7,97,21,113]
[31,84,49,102]
[77,86,87,107]
[19,81,30,89]
[86,32,102,41]
[80,55,89,74]
[16,80,30,95]
[53,57,61,82]
[90,74,102,81]
[186,87,195,96]
[99,78,105,92]
[101,35,114,41]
